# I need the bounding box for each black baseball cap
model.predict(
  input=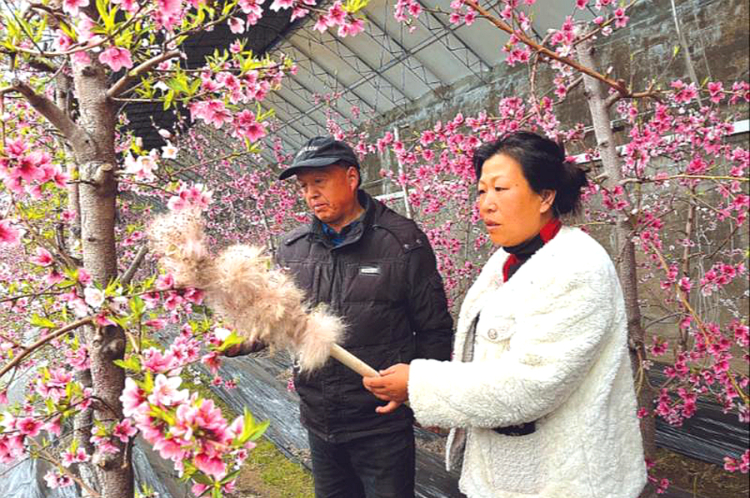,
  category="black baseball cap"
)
[278,136,360,180]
